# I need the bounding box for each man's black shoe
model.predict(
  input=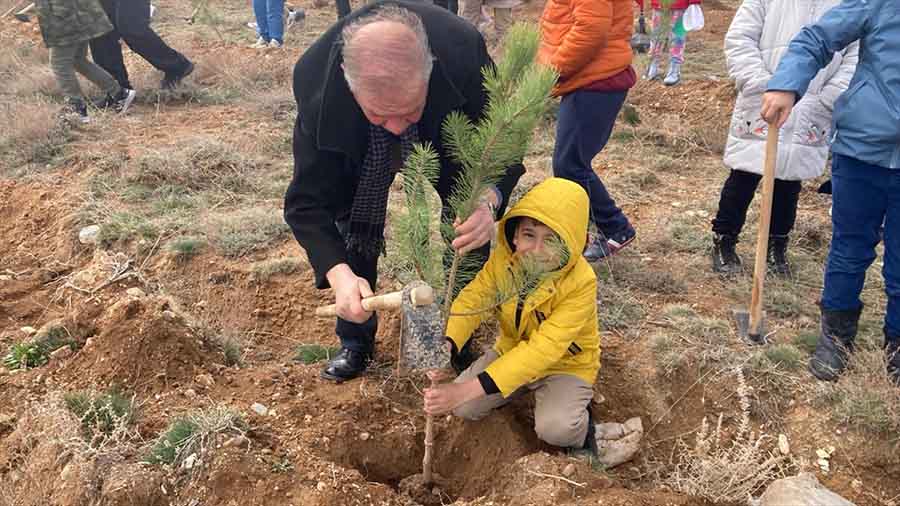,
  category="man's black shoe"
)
[161,61,195,90]
[320,348,371,383]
